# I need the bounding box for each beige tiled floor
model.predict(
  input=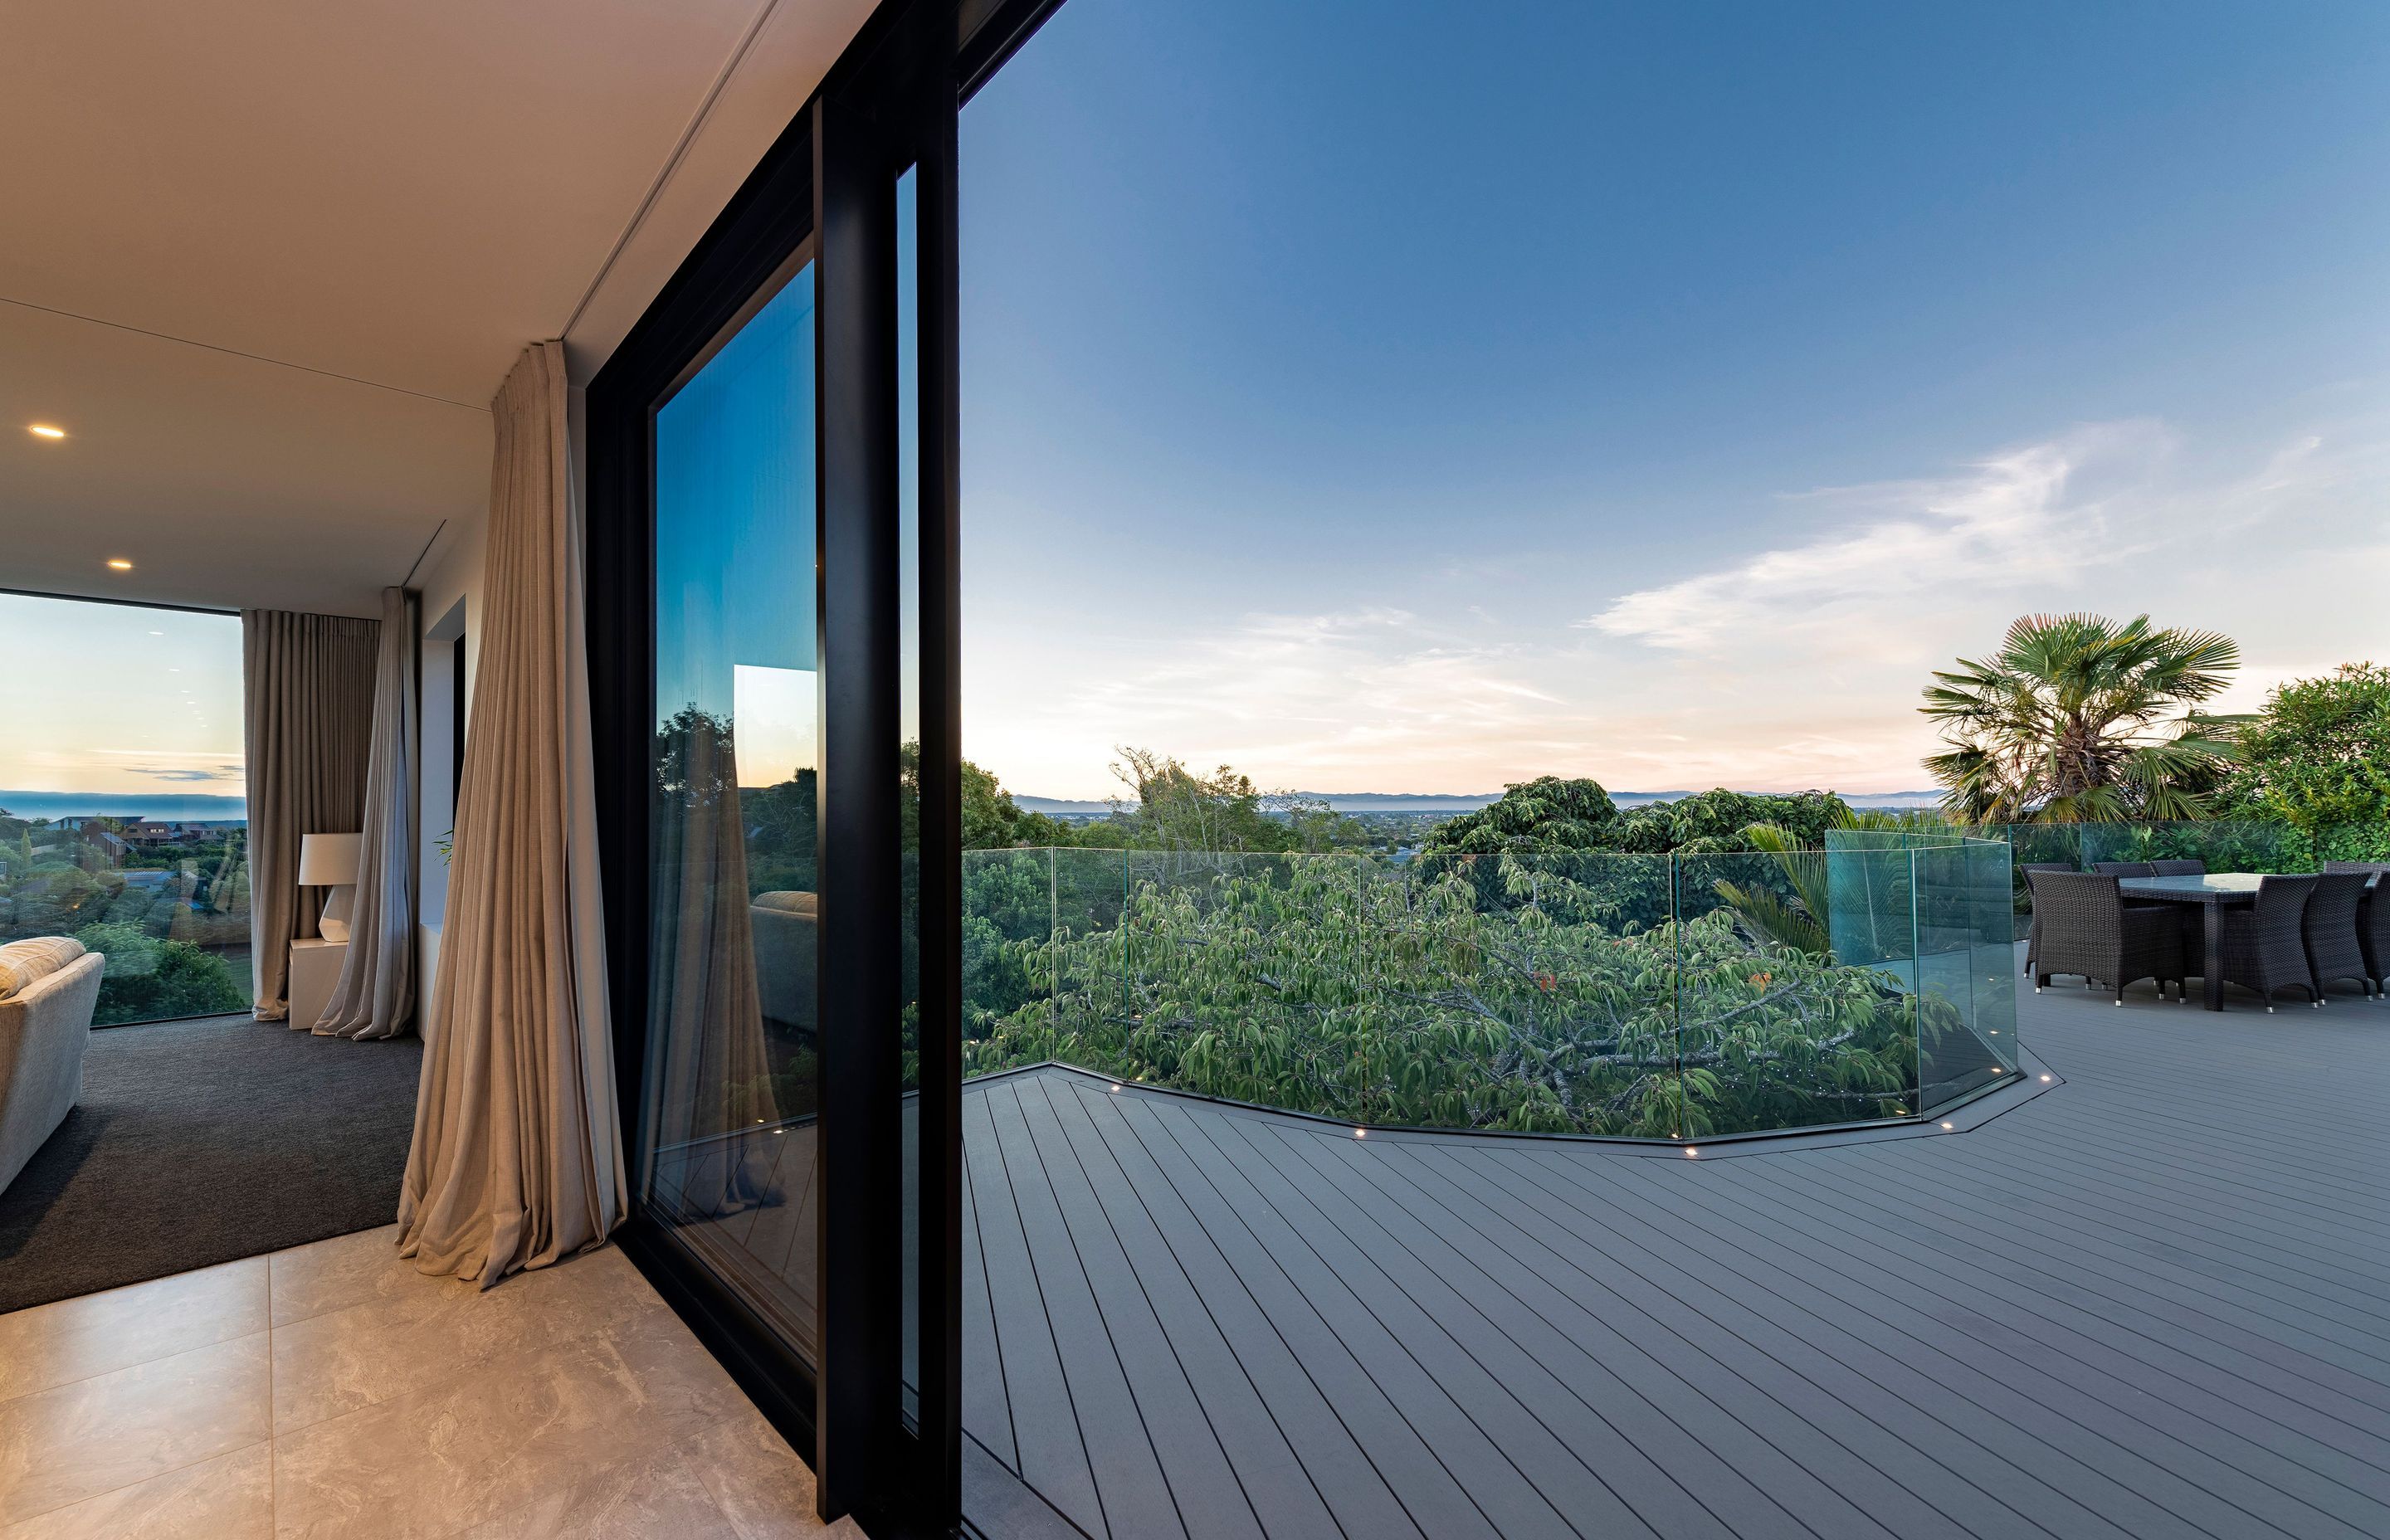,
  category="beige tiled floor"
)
[0,1228,863,1539]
